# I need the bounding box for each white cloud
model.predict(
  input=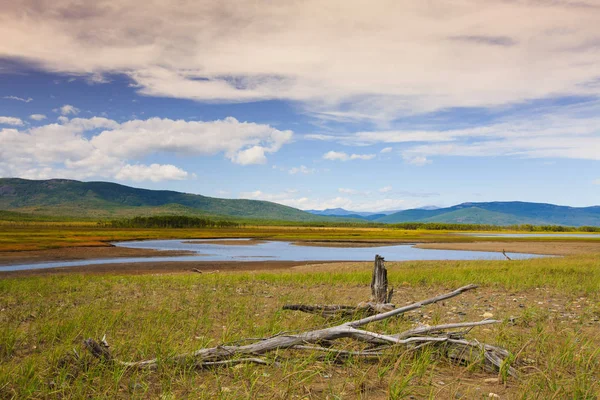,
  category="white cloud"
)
[2,1,600,121]
[57,104,80,115]
[379,186,392,193]
[310,101,600,163]
[115,164,188,182]
[231,146,267,165]
[593,179,600,185]
[289,165,315,174]
[29,114,47,121]
[0,116,293,182]
[3,96,32,103]
[338,188,357,194]
[0,116,23,126]
[323,151,376,161]
[403,154,431,166]
[380,147,392,153]
[239,189,421,212]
